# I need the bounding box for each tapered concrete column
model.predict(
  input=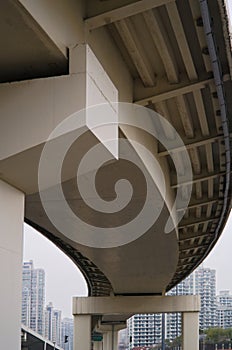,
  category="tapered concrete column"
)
[95,321,124,350]
[0,180,24,350]
[113,329,119,350]
[73,315,91,350]
[103,332,110,350]
[102,328,118,350]
[93,340,102,350]
[182,312,199,350]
